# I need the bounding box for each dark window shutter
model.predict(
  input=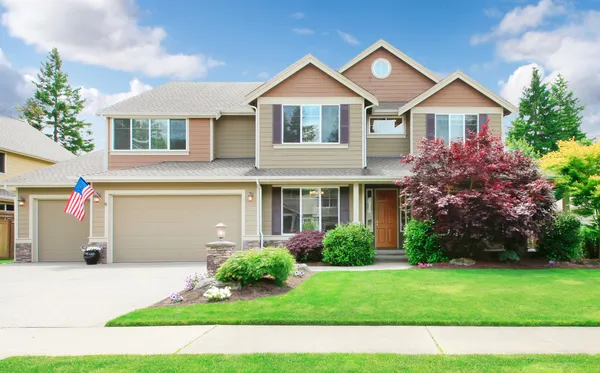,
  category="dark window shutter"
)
[426,114,435,140]
[340,104,350,144]
[272,187,282,235]
[479,114,488,132]
[0,152,5,173]
[272,105,282,144]
[339,187,350,224]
